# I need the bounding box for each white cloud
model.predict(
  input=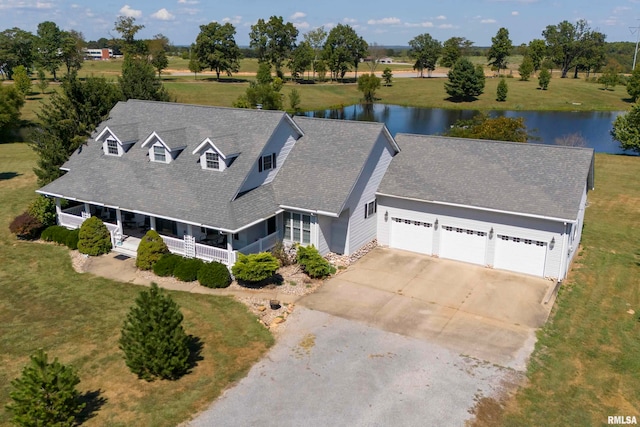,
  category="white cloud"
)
[290,12,306,20]
[36,1,52,8]
[511,11,519,16]
[151,8,174,20]
[481,18,497,24]
[436,15,446,20]
[367,17,401,25]
[222,15,241,25]
[119,5,142,18]
[294,21,310,30]
[343,18,357,24]
[405,21,434,28]
[178,0,199,4]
